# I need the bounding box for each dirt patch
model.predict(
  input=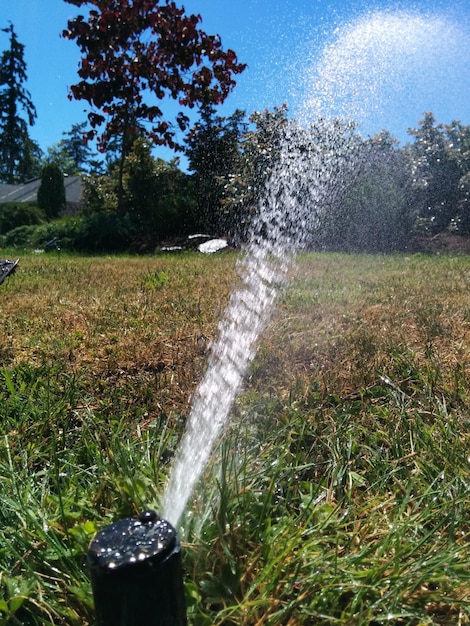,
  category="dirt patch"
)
[411,233,470,254]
